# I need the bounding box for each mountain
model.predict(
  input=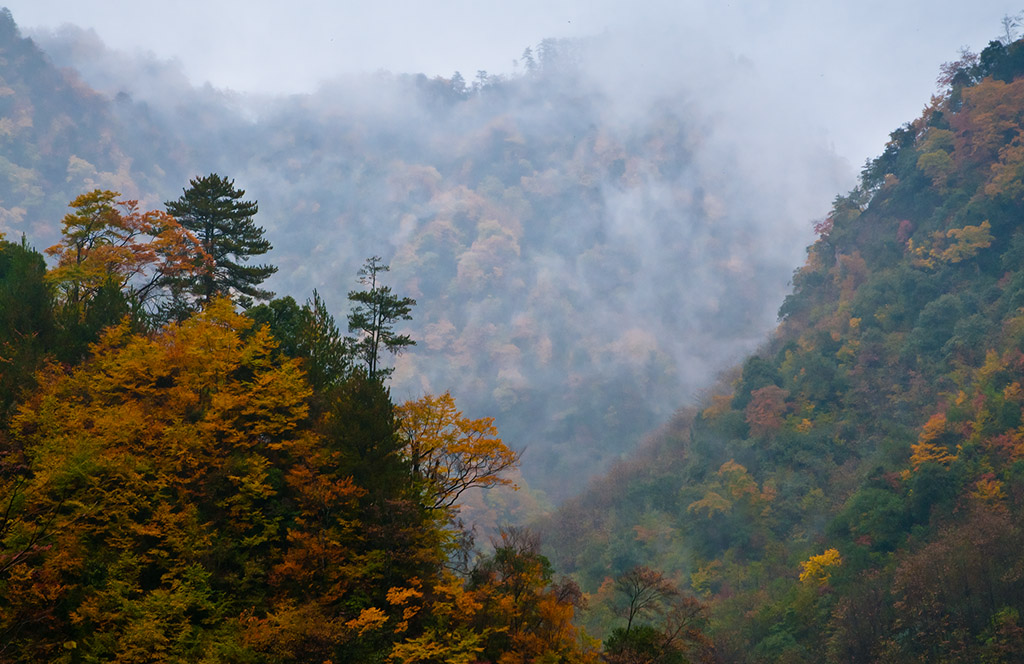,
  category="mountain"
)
[8,6,1024,662]
[0,10,191,233]
[0,10,848,502]
[541,35,1024,662]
